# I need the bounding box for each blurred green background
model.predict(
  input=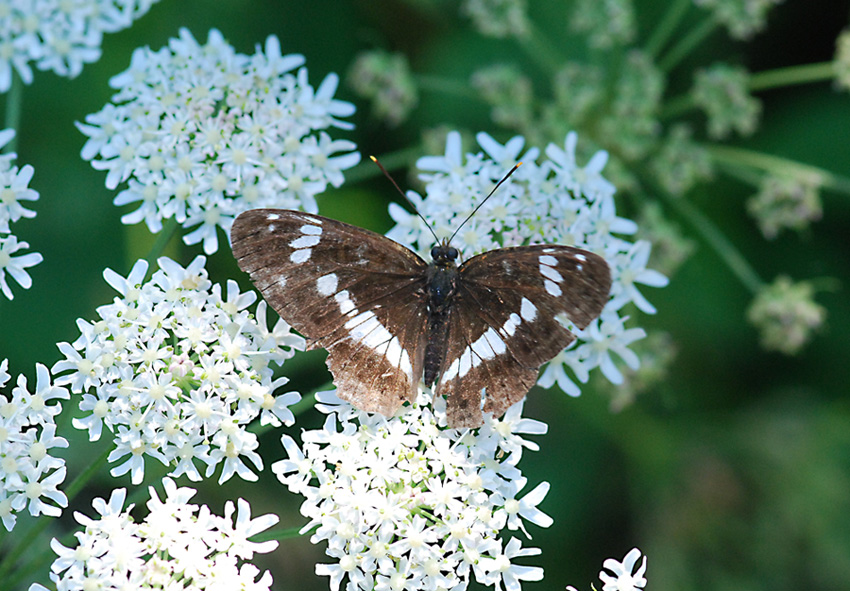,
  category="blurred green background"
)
[1,1,849,589]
